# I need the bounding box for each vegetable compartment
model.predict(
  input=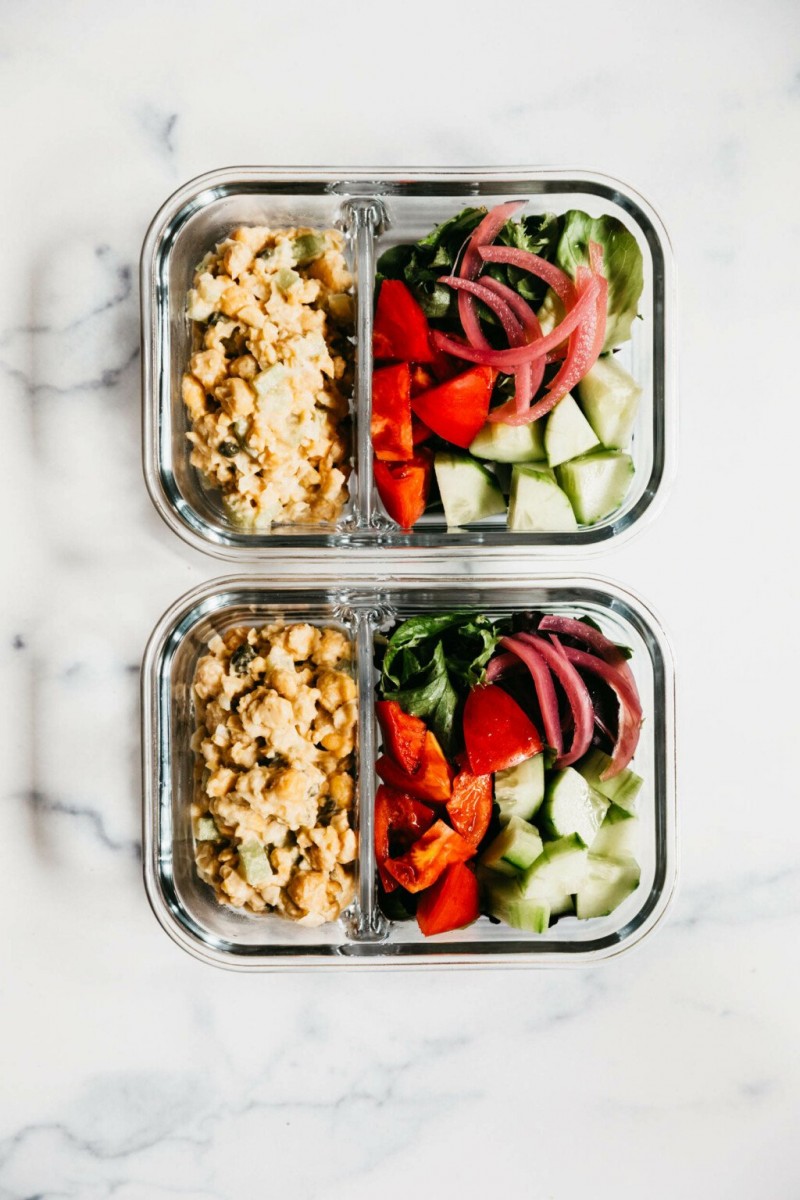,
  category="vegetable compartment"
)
[142,575,676,969]
[142,168,673,558]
